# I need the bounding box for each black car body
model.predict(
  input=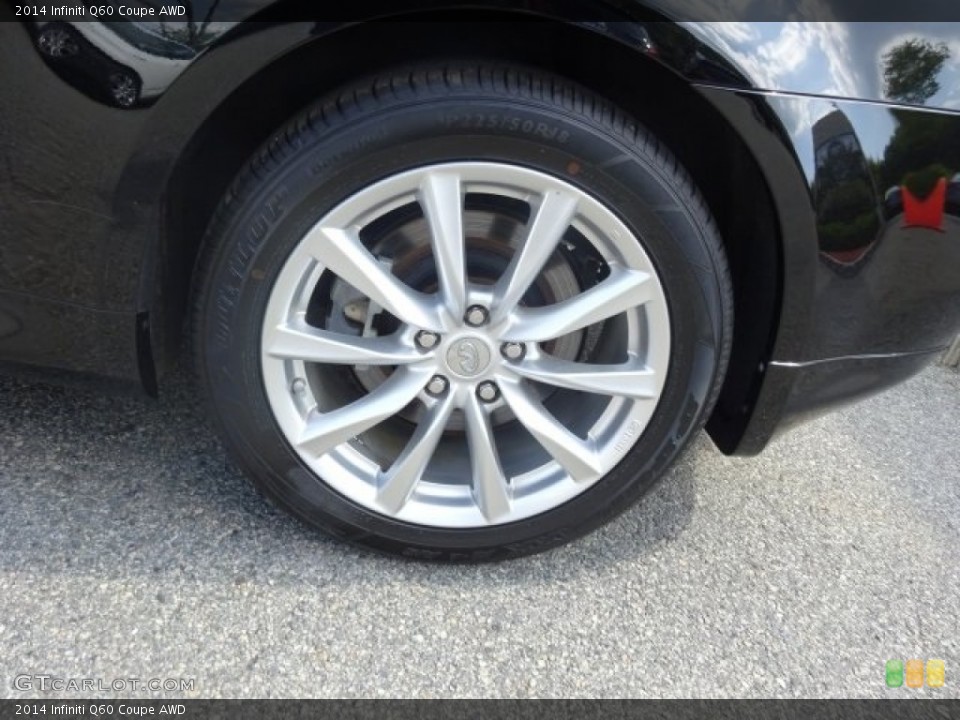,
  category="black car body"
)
[2,4,959,557]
